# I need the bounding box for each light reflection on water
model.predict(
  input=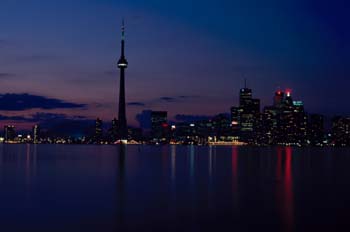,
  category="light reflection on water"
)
[0,144,350,231]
